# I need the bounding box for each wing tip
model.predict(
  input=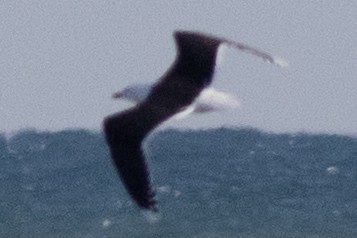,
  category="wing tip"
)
[141,208,162,223]
[137,192,158,212]
[273,57,289,68]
